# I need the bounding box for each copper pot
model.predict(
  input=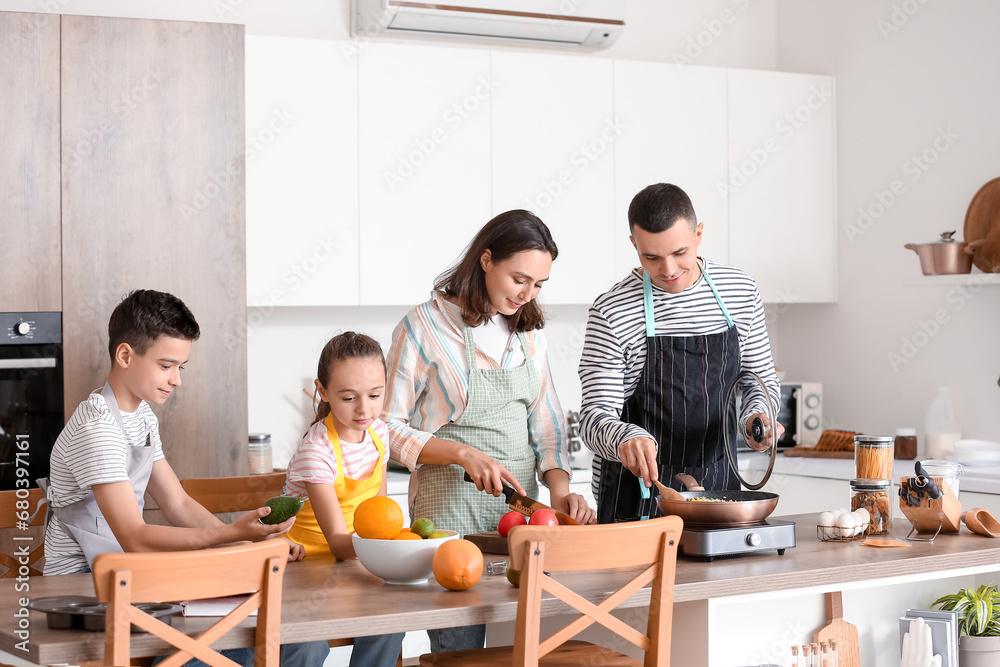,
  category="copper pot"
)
[905,231,985,276]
